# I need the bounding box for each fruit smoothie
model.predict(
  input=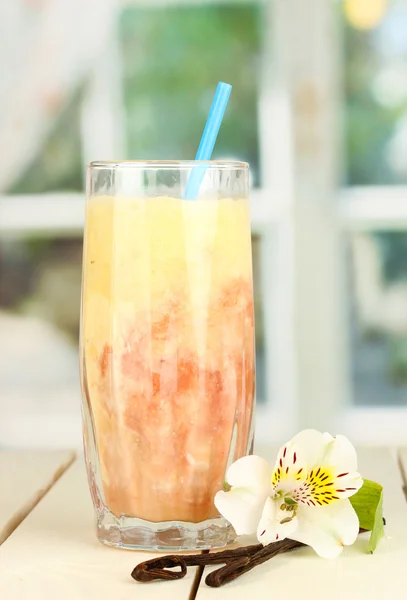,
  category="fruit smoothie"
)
[81,195,255,524]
